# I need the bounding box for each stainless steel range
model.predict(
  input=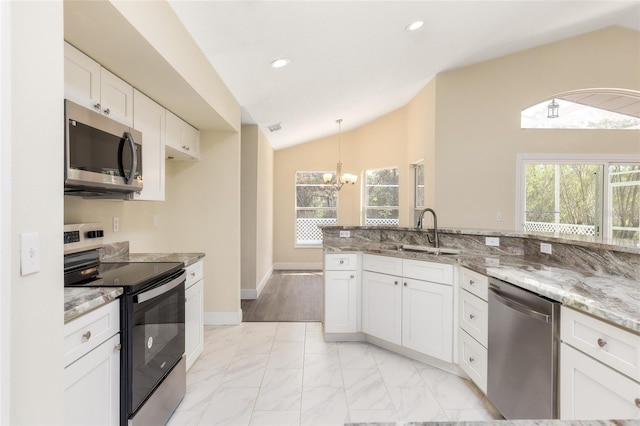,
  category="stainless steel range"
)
[64,223,186,426]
